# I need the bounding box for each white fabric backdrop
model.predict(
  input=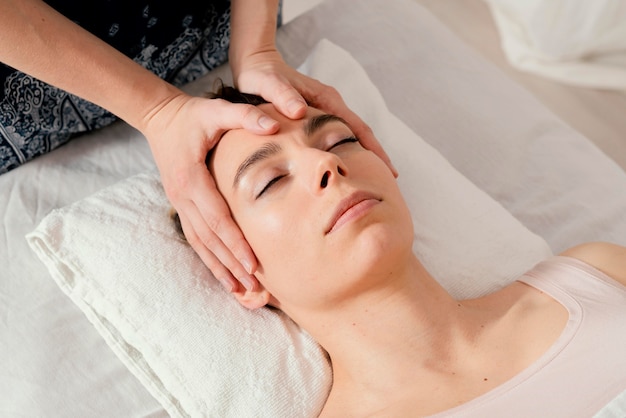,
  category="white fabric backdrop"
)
[485,0,626,90]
